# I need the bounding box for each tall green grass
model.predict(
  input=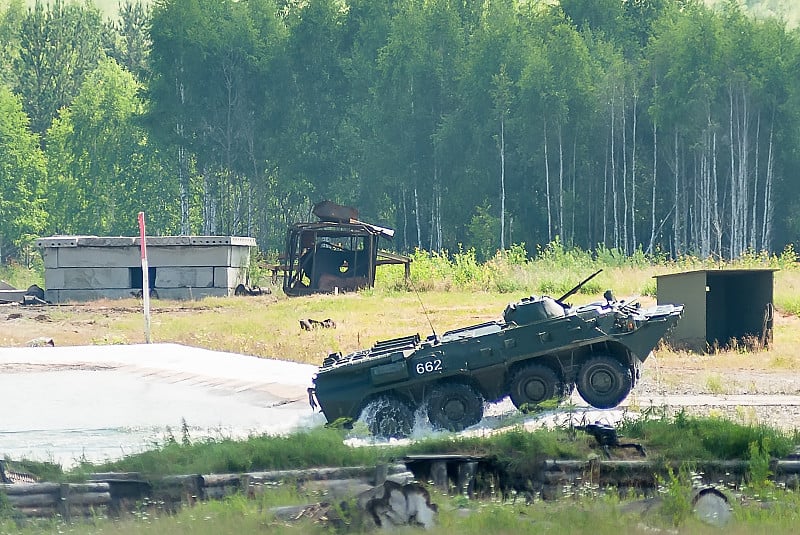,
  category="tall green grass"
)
[375,240,799,301]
